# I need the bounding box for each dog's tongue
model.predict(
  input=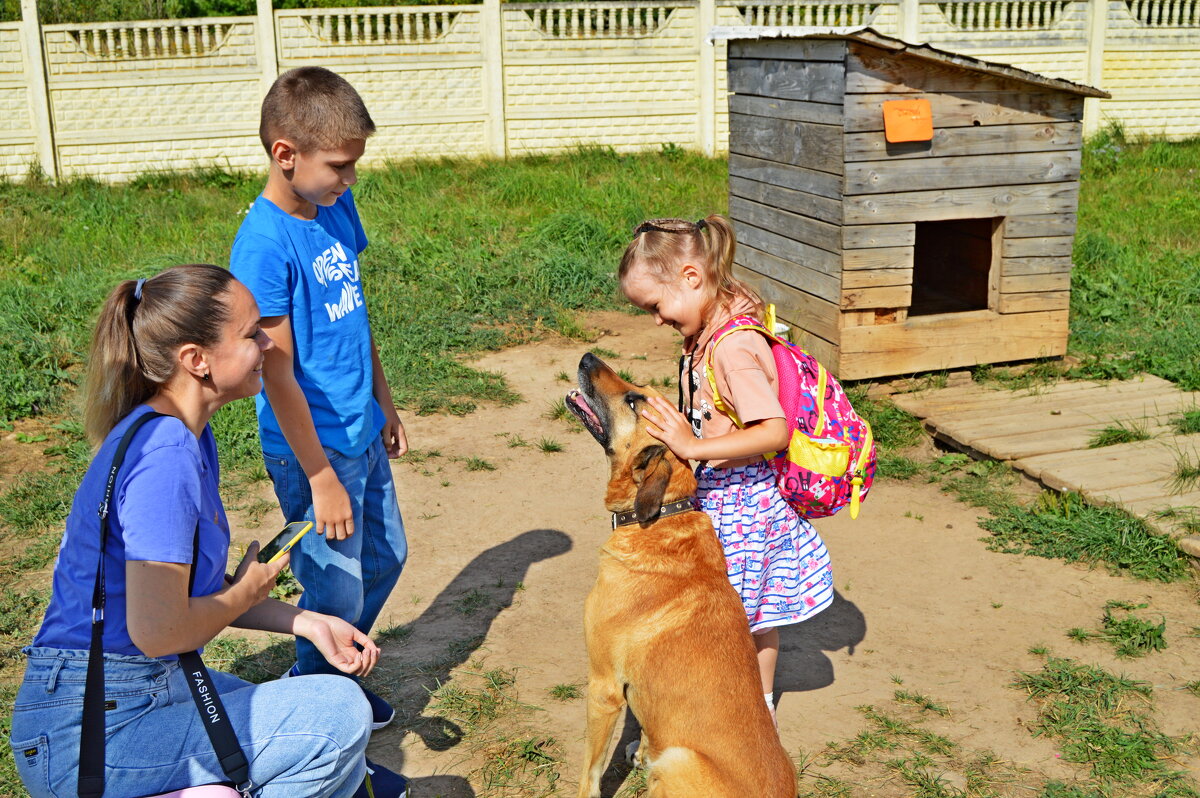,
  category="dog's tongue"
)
[568,390,602,428]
